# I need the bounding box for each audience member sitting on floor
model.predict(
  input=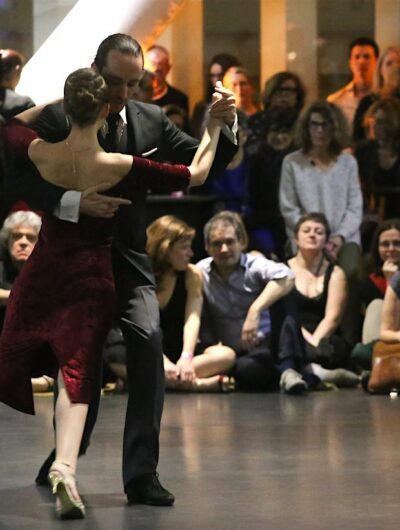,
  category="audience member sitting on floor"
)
[246,71,305,156]
[191,53,241,139]
[245,106,298,259]
[223,66,259,117]
[287,213,360,387]
[355,97,400,234]
[279,100,363,263]
[196,210,311,394]
[0,210,53,393]
[148,215,236,391]
[353,46,400,143]
[379,270,400,341]
[0,48,35,118]
[351,219,400,370]
[327,37,379,129]
[104,216,236,392]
